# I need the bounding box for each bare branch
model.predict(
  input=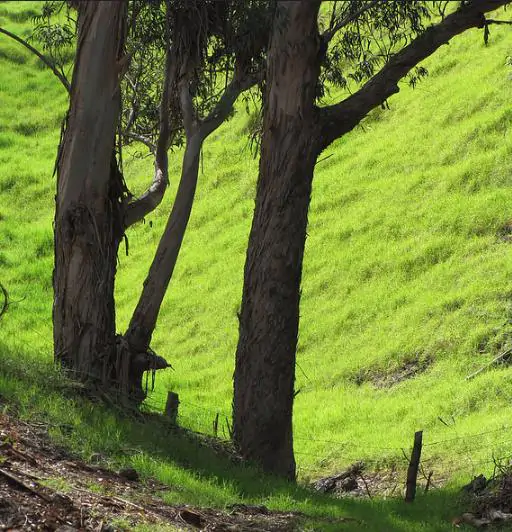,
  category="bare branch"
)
[199,69,261,139]
[485,18,512,24]
[0,26,70,93]
[319,0,511,149]
[123,132,156,153]
[123,74,141,135]
[179,72,196,137]
[123,0,175,229]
